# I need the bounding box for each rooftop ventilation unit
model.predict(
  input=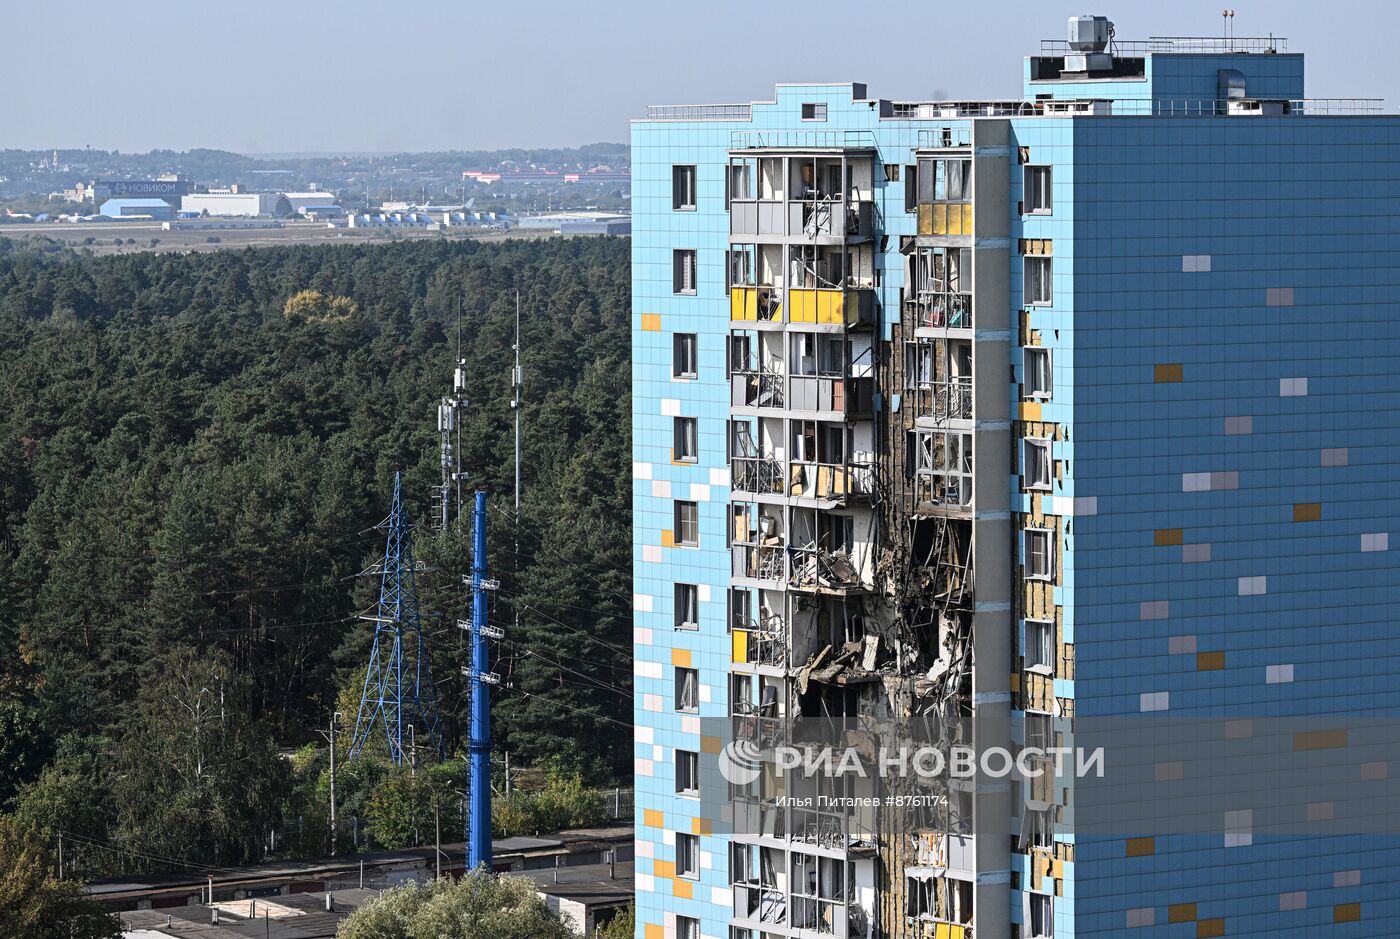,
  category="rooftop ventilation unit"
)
[1065,15,1114,73]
